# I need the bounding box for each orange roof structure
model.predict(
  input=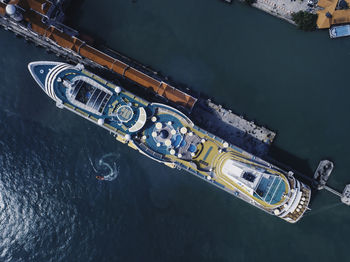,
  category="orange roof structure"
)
[18,0,52,15]
[317,0,350,29]
[0,0,197,110]
[318,0,336,8]
[0,5,5,16]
